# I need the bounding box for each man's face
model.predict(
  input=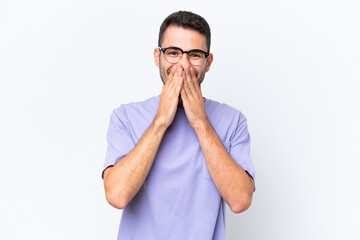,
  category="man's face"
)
[154,26,213,85]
